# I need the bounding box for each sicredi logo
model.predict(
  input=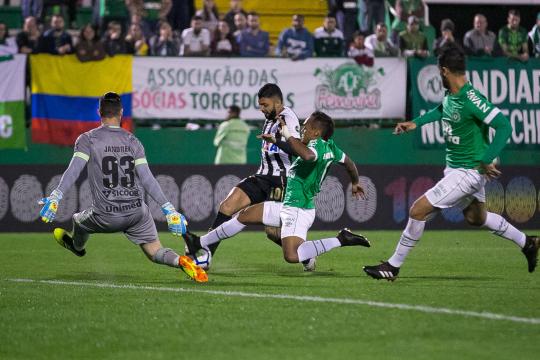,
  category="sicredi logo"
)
[417,65,444,103]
